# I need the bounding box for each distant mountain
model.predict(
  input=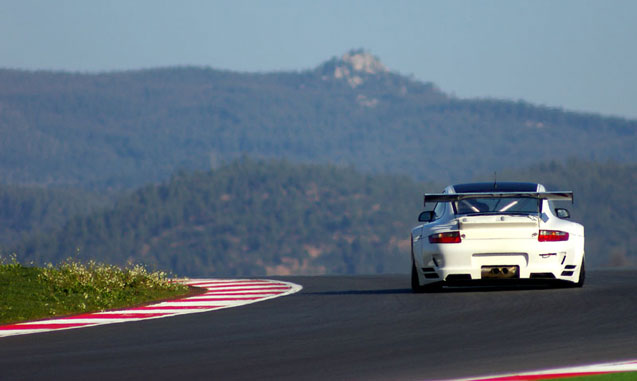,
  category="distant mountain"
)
[6,158,635,276]
[1,50,634,189]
